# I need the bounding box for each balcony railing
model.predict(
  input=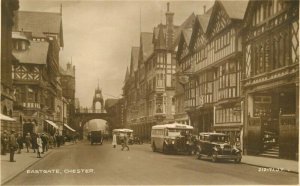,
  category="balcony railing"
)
[243,64,298,87]
[22,102,41,109]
